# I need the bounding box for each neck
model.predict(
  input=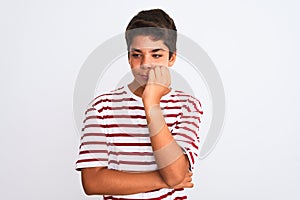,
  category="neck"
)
[128,80,146,98]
